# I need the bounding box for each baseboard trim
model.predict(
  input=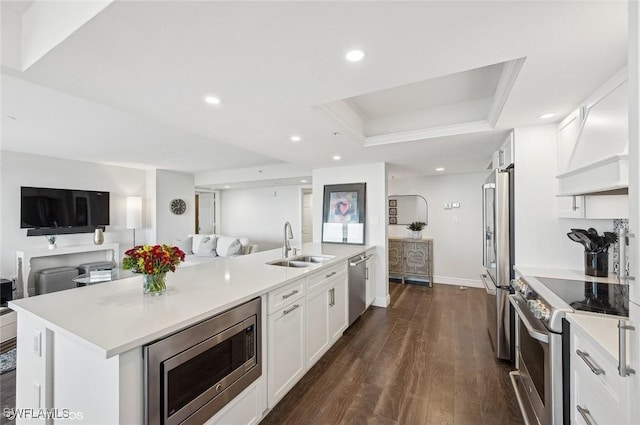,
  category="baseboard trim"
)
[433,276,483,289]
[372,294,390,307]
